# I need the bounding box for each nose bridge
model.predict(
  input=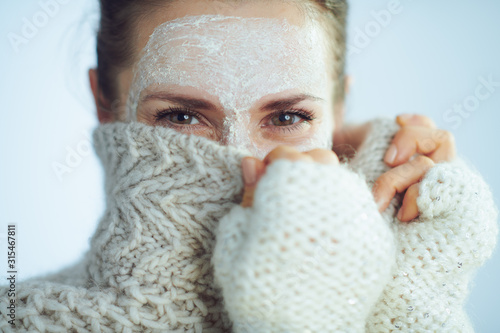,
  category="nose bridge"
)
[219,111,273,158]
[220,112,248,145]
[221,122,248,147]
